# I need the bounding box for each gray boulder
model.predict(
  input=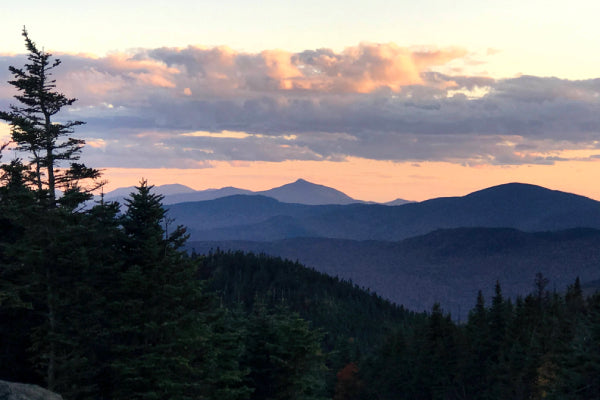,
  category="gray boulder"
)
[0,381,62,400]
